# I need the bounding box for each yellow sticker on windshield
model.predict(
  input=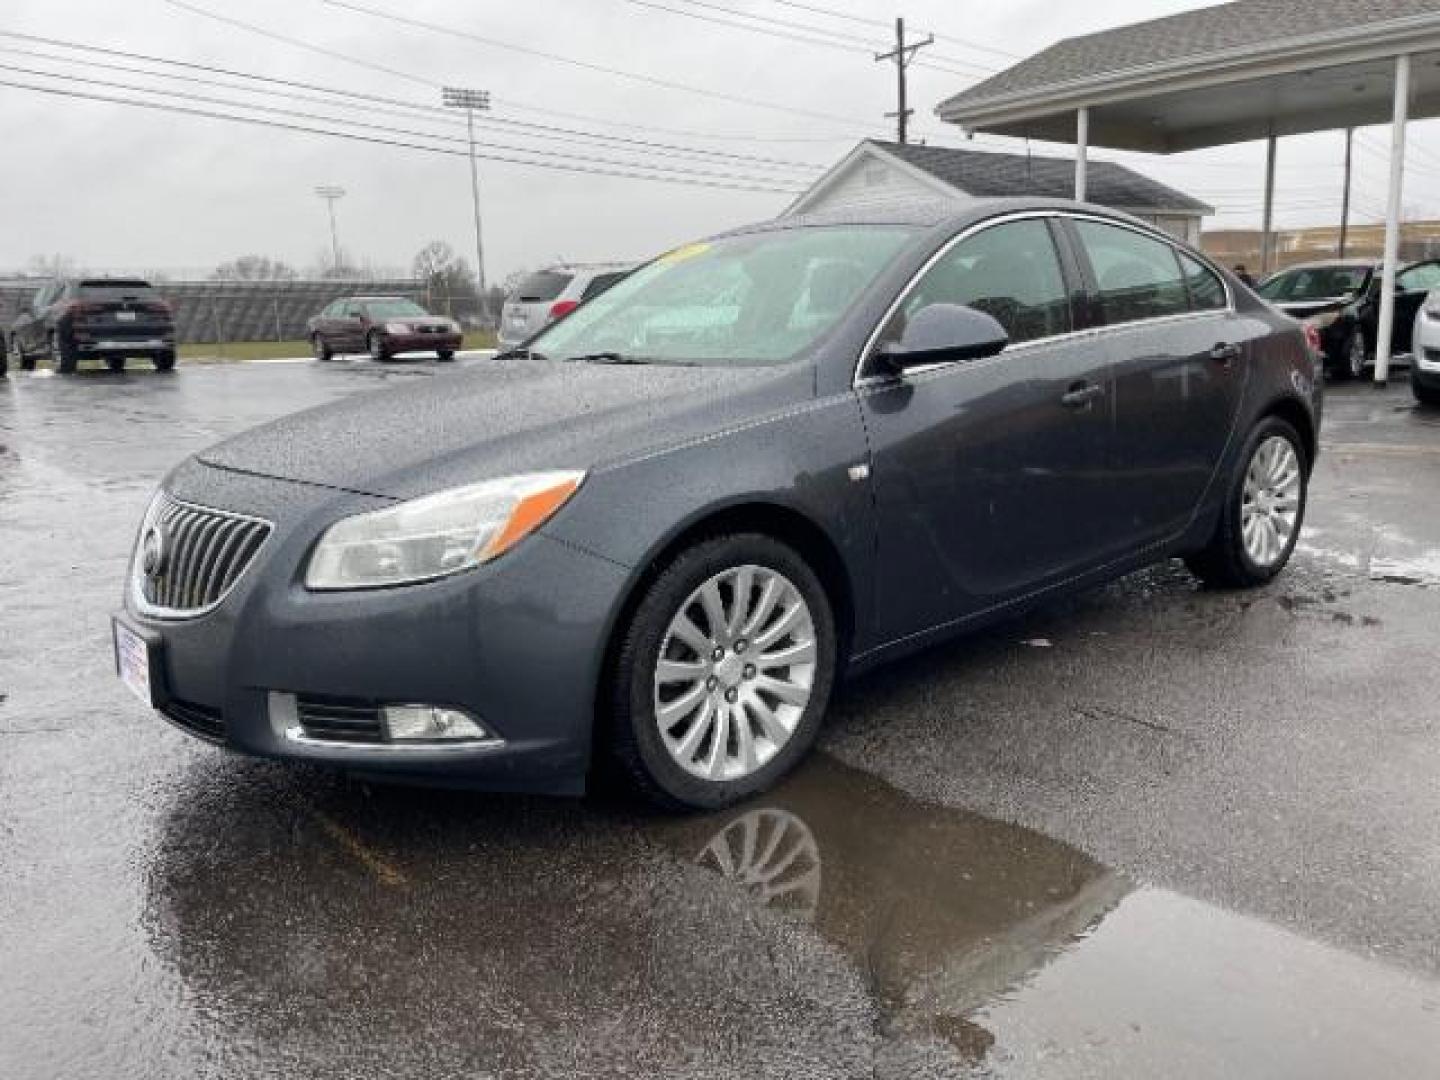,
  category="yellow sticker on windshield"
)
[659,242,711,264]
